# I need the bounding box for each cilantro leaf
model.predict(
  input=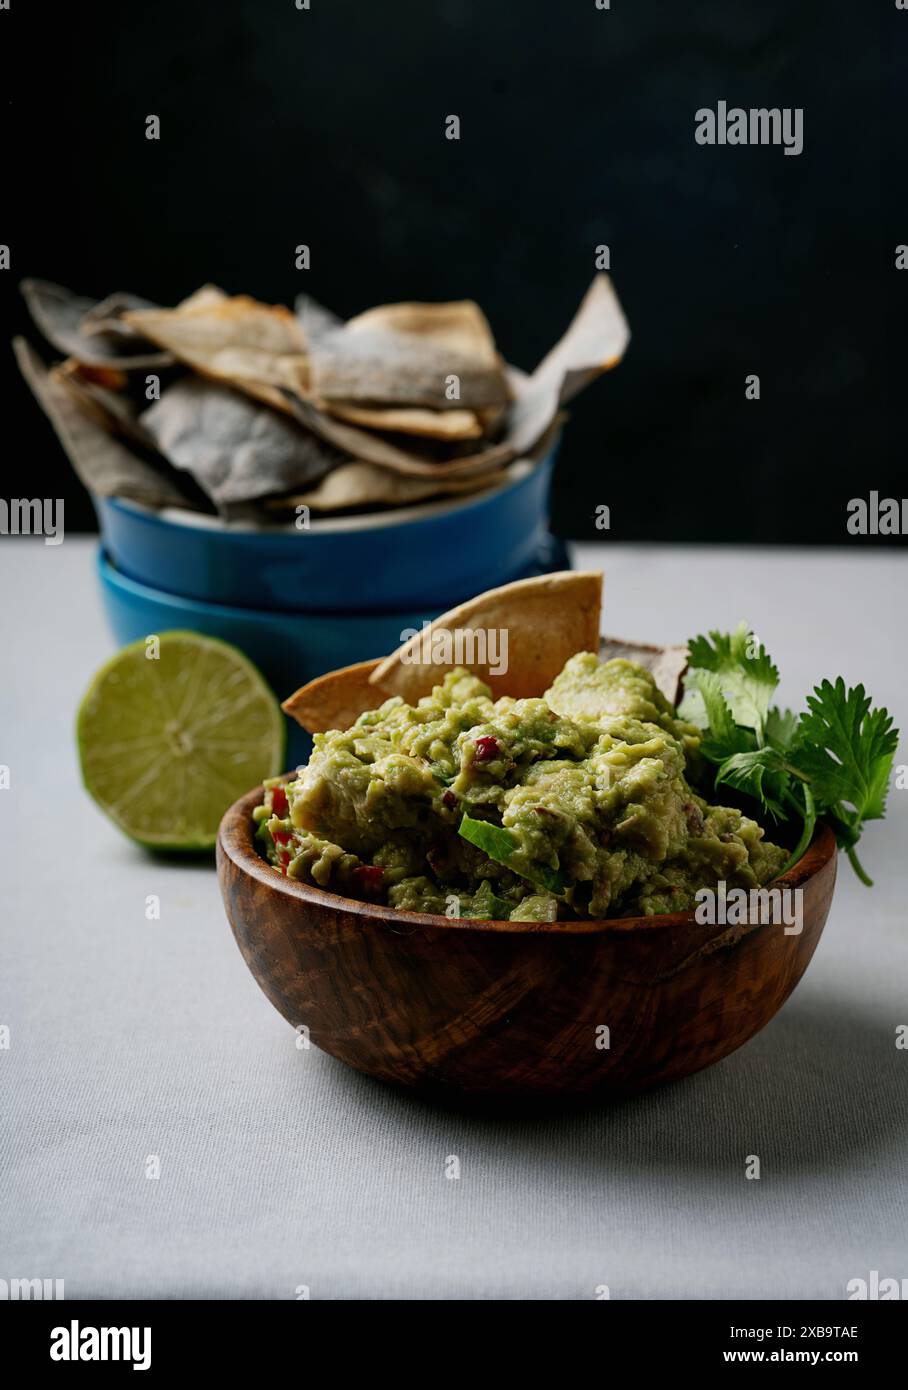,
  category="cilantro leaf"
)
[692,670,740,746]
[685,622,779,739]
[676,685,708,729]
[791,679,898,826]
[714,747,790,820]
[765,705,799,752]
